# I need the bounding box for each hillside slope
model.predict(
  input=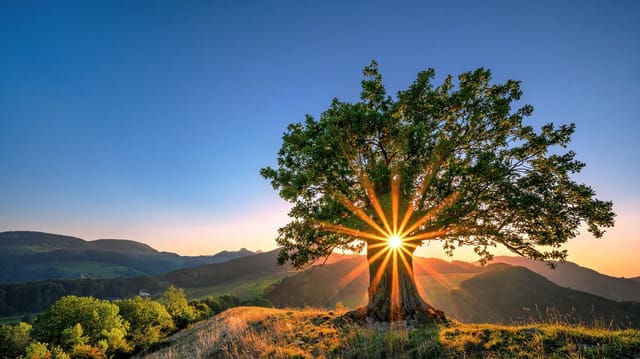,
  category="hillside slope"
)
[449,264,640,327]
[264,256,480,309]
[0,231,254,282]
[0,248,285,316]
[266,259,640,328]
[491,256,640,302]
[138,307,640,359]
